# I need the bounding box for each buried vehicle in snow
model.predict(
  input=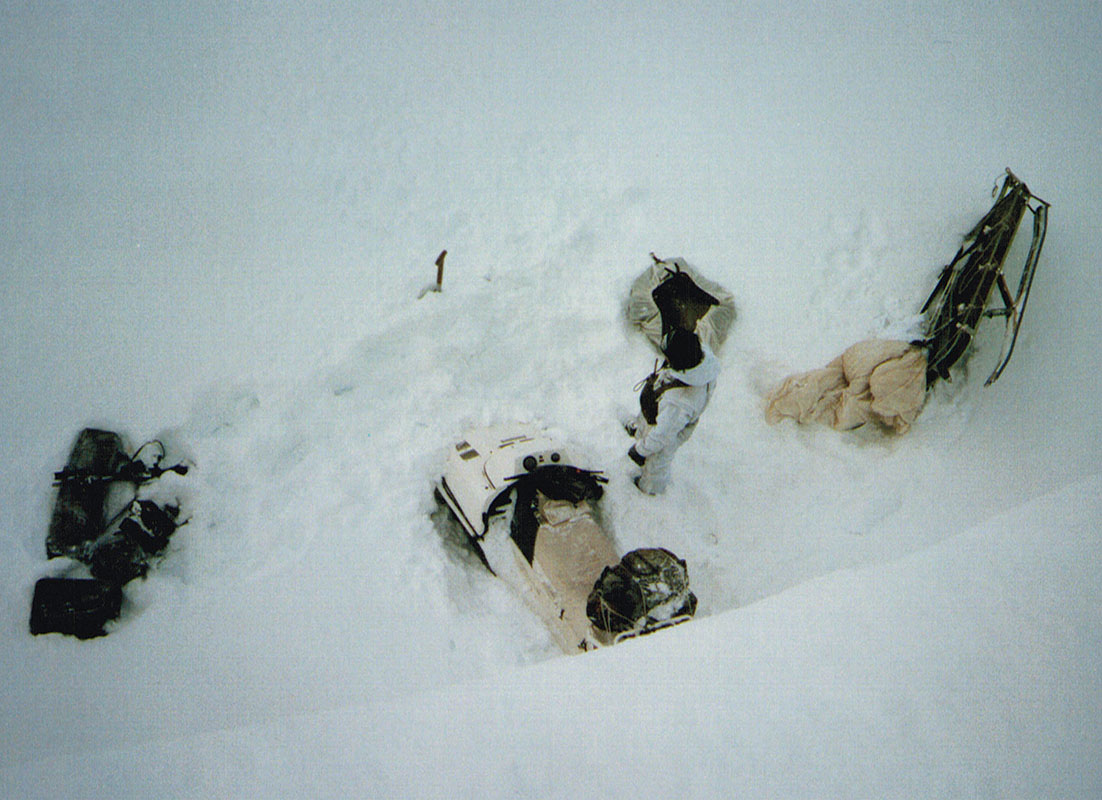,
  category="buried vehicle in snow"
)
[435,425,696,653]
